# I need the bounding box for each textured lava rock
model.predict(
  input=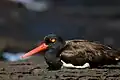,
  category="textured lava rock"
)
[0,59,120,80]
